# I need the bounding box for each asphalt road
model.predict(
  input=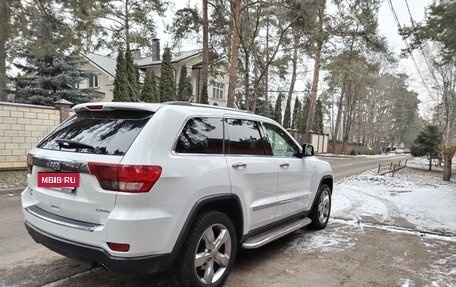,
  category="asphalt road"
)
[320,154,411,179]
[0,195,43,267]
[0,154,415,286]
